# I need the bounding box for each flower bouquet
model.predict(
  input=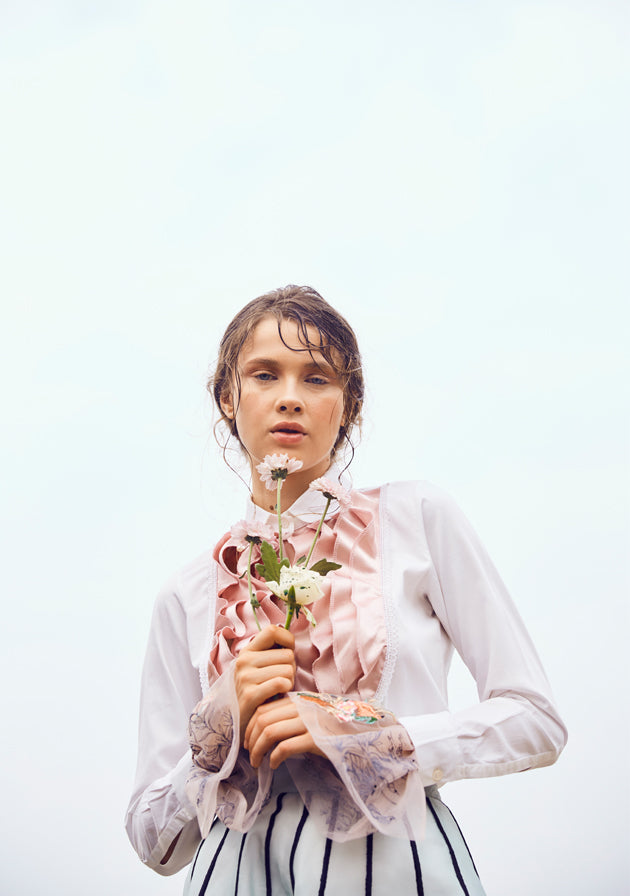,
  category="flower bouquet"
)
[231,453,350,630]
